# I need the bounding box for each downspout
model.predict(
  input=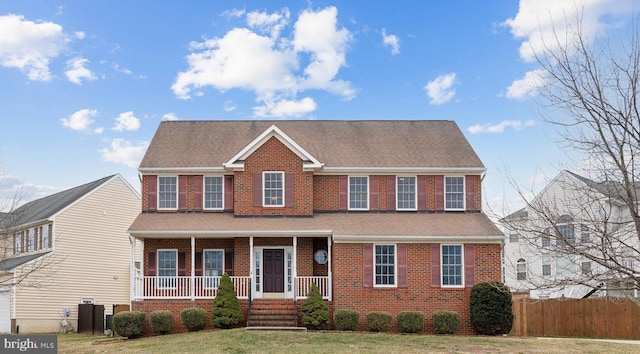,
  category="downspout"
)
[293,236,297,301]
[327,236,332,301]
[11,269,16,333]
